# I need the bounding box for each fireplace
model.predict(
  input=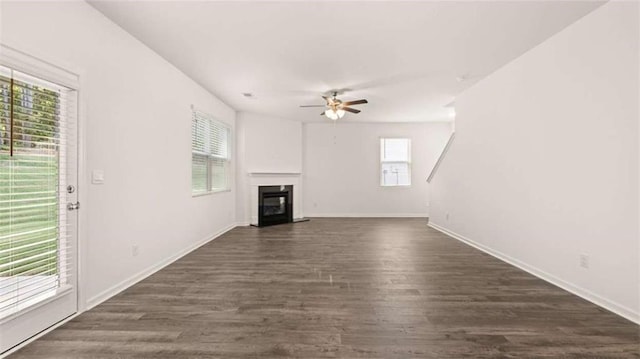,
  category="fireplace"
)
[258,185,293,227]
